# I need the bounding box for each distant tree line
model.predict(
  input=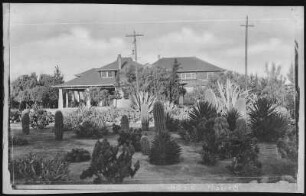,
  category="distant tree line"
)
[10,65,64,110]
